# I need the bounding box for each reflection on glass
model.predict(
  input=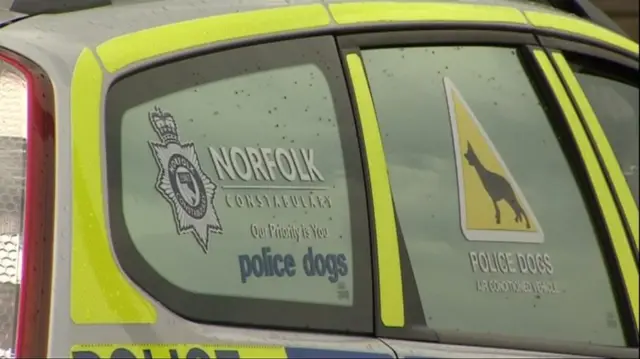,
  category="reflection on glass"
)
[108,37,359,307]
[574,72,639,205]
[362,45,625,346]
